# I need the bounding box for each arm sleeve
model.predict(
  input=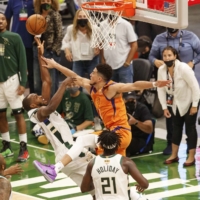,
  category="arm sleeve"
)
[16,35,27,87]
[181,64,200,107]
[61,25,72,51]
[126,22,137,43]
[149,36,161,65]
[52,12,63,54]
[191,33,200,65]
[67,134,98,160]
[157,68,168,110]
[4,0,13,19]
